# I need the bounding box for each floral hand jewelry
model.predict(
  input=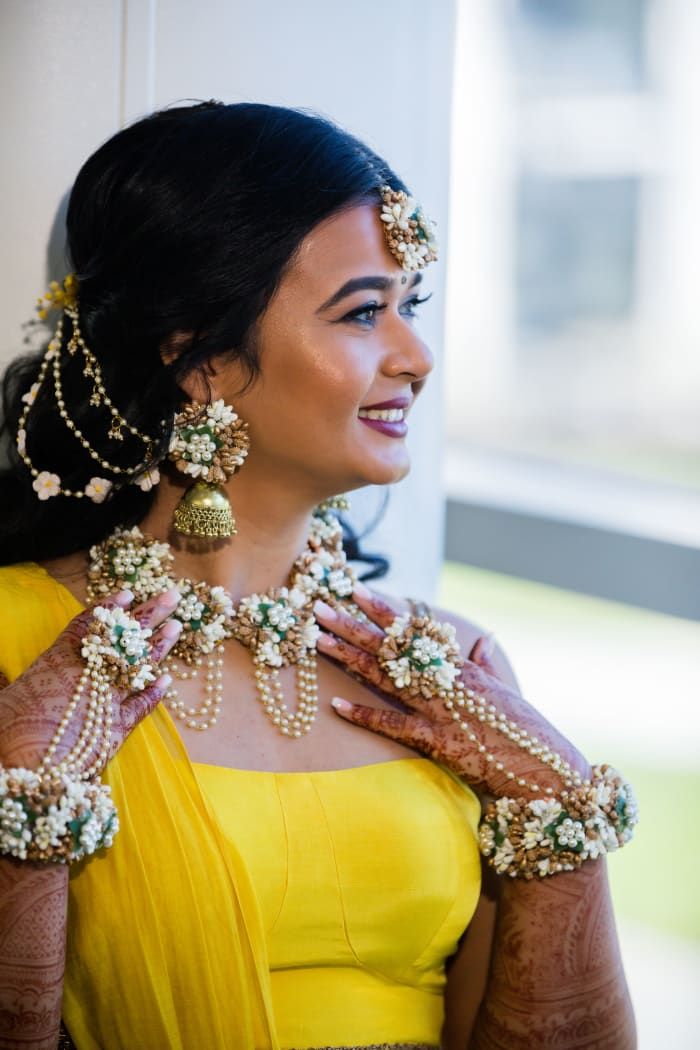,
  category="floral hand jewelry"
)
[479,766,639,879]
[0,605,155,863]
[375,612,638,878]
